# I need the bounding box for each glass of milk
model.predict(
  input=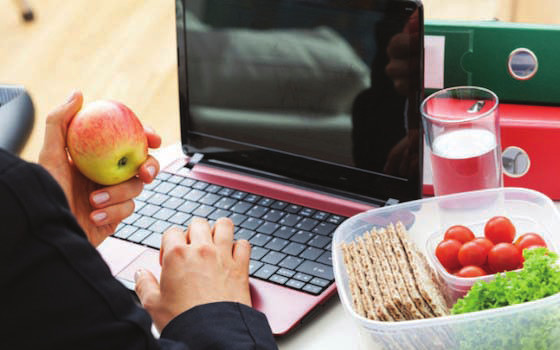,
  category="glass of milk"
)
[421,87,502,196]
